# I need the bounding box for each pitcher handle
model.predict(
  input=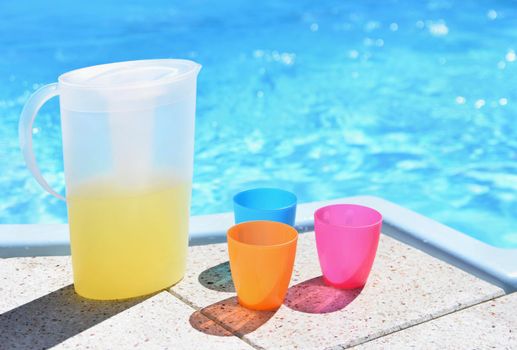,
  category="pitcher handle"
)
[19,83,66,201]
